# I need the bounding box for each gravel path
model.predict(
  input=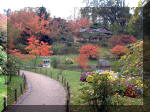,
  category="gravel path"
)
[9,70,66,112]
